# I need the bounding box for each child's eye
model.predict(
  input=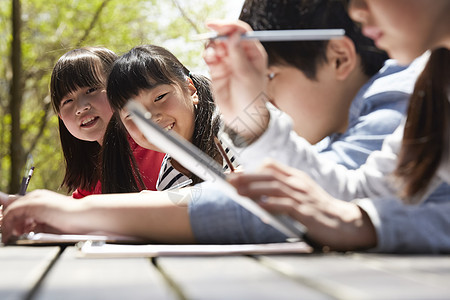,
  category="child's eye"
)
[61,98,73,106]
[154,93,168,102]
[86,87,98,94]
